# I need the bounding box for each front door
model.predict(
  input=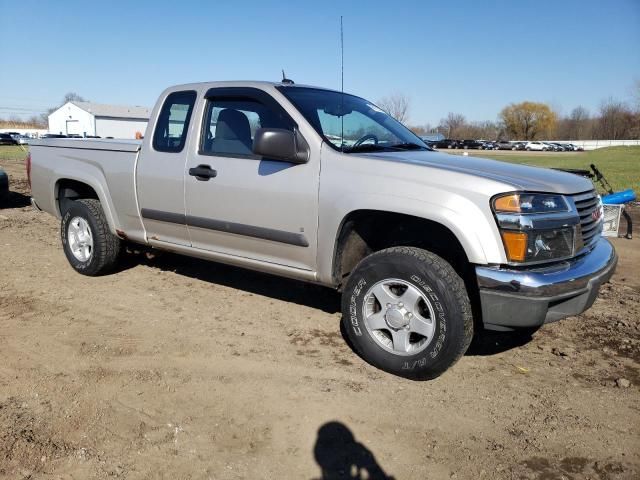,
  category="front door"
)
[184,88,319,271]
